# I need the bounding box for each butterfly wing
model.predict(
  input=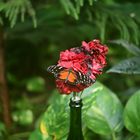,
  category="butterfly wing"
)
[47,65,78,84]
[47,65,65,77]
[47,65,95,85]
[58,69,78,85]
[76,71,95,85]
